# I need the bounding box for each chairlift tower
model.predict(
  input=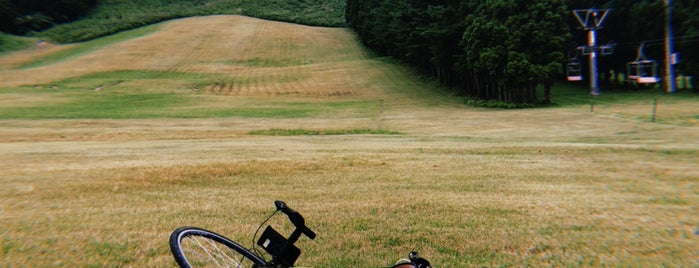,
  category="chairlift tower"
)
[572,8,612,95]
[664,0,677,93]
